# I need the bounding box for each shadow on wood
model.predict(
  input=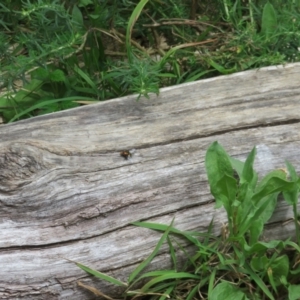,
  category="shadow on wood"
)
[1,63,300,299]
